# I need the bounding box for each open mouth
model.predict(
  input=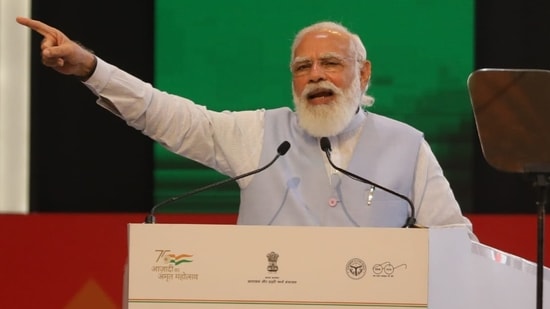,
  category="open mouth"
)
[306,88,335,100]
